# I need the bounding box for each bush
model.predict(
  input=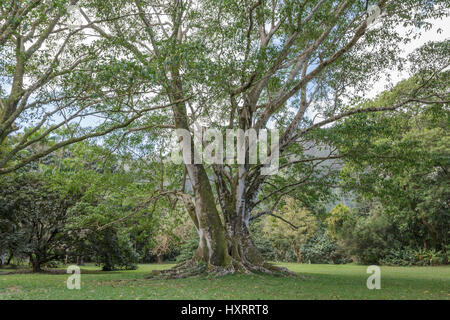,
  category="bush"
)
[175,237,198,263]
[252,237,277,261]
[0,174,78,272]
[379,248,449,266]
[89,228,139,271]
[379,248,418,266]
[413,248,448,266]
[44,261,61,268]
[301,231,351,264]
[338,213,402,265]
[250,220,278,261]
